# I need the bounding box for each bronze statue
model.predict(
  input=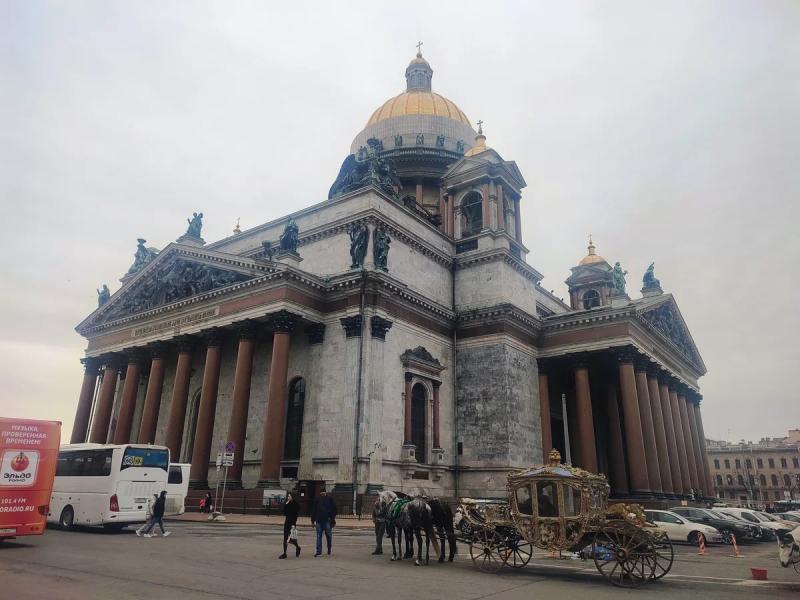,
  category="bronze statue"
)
[643,262,661,289]
[127,238,156,275]
[261,240,275,261]
[96,284,111,307]
[373,227,391,271]
[349,223,369,268]
[279,218,299,253]
[612,262,628,294]
[186,212,203,238]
